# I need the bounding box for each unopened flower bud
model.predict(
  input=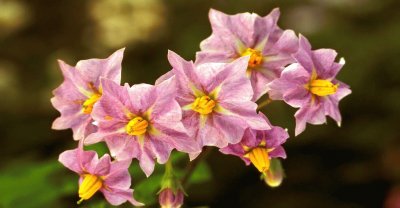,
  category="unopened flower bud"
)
[159,188,184,208]
[263,158,285,187]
